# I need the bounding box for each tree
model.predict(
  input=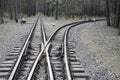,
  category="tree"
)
[0,0,4,23]
[8,0,13,20]
[106,0,111,26]
[115,0,120,28]
[55,0,58,20]
[43,0,46,15]
[15,0,18,23]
